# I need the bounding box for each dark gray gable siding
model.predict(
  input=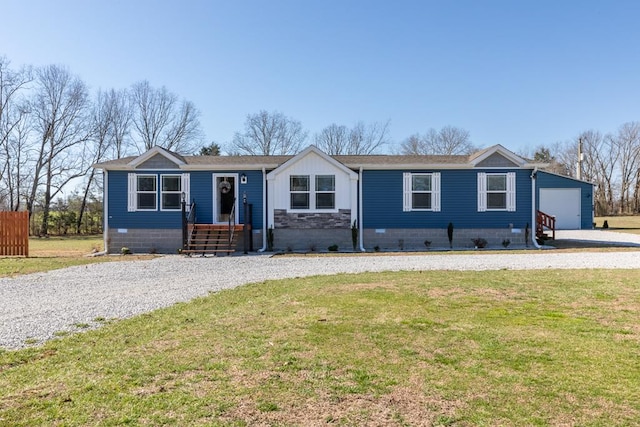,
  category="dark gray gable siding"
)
[362,169,532,230]
[137,154,180,169]
[475,152,519,168]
